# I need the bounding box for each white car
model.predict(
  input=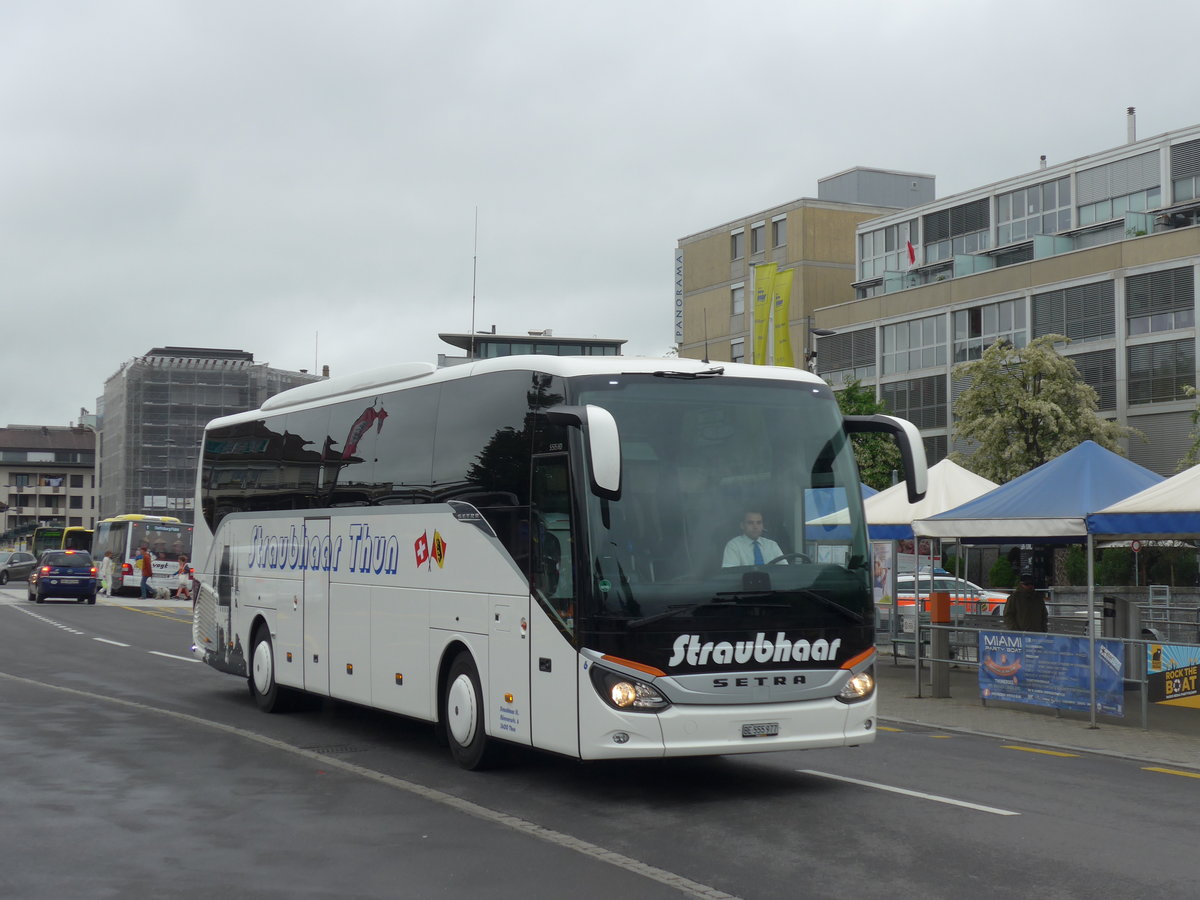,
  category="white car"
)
[895,574,1008,615]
